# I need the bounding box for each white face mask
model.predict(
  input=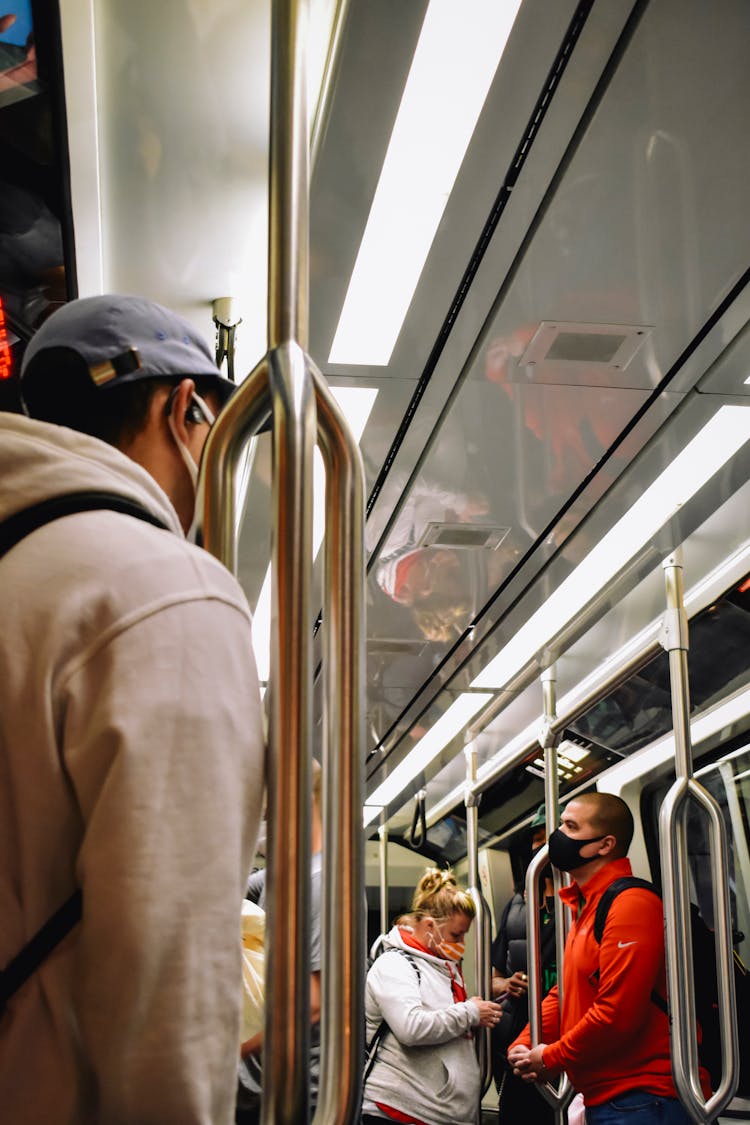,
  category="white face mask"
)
[167,390,216,488]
